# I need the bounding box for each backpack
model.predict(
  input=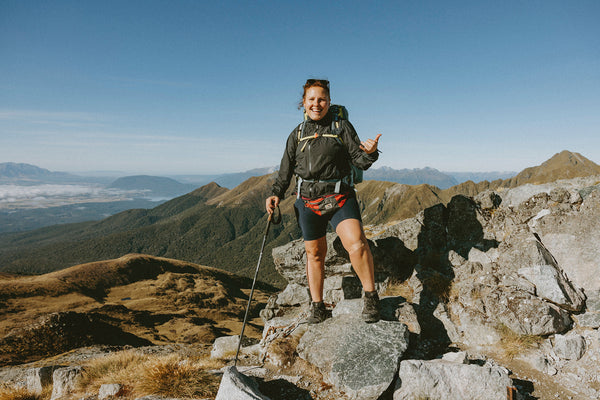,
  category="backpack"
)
[297,104,363,186]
